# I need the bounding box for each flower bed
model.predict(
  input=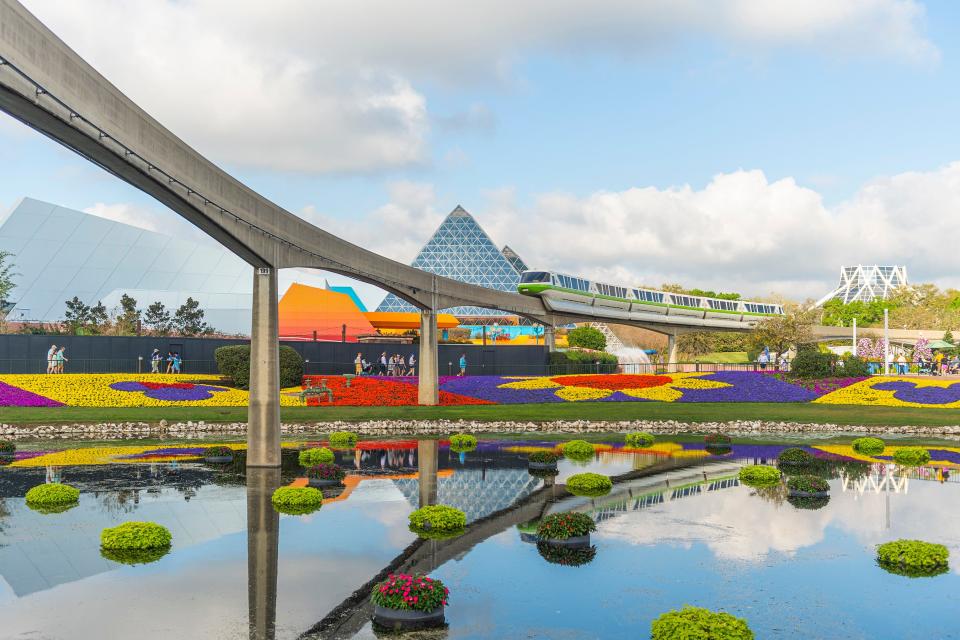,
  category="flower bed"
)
[203,445,234,463]
[786,474,830,496]
[299,447,335,466]
[625,432,655,448]
[566,472,613,497]
[777,447,813,466]
[408,505,466,539]
[852,437,885,456]
[536,512,596,541]
[876,539,950,577]
[739,465,781,488]
[371,573,448,630]
[305,463,346,485]
[651,606,753,640]
[892,447,931,466]
[271,486,323,515]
